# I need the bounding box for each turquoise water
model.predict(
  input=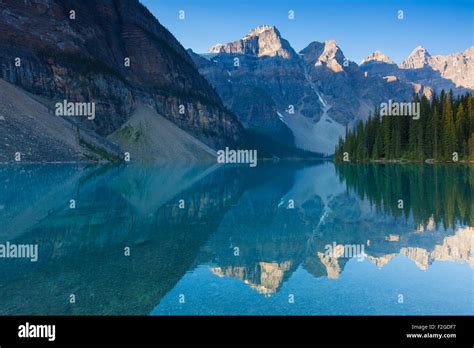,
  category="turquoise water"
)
[0,162,472,315]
